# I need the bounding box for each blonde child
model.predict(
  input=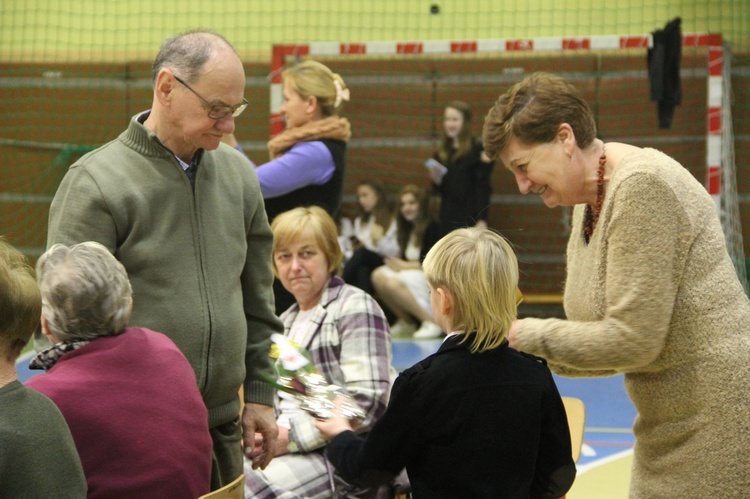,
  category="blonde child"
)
[317,228,575,498]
